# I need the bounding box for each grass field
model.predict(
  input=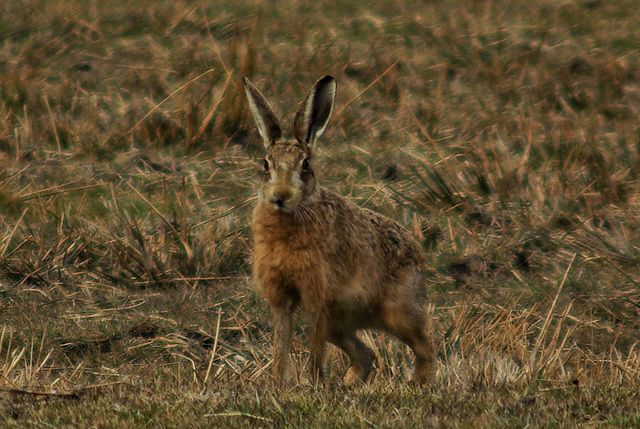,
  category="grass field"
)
[1,0,640,426]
